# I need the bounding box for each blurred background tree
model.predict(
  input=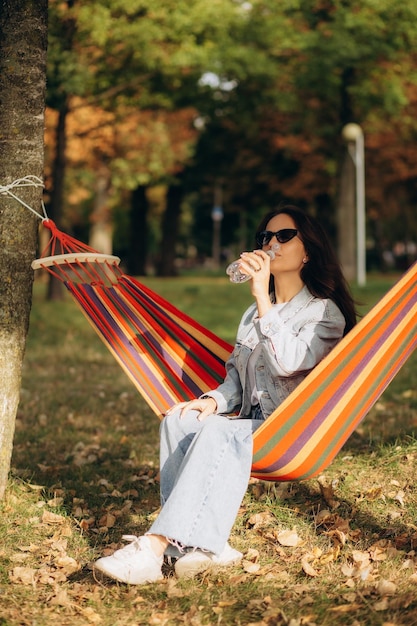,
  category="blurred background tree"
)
[44,0,417,282]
